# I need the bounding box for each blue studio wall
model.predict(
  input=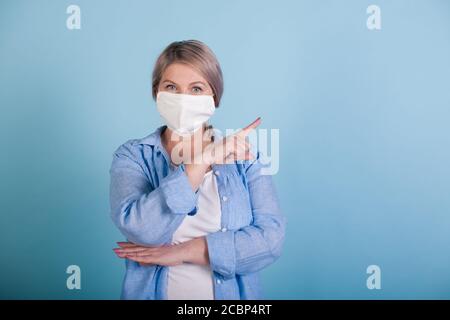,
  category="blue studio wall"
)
[1,0,450,299]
